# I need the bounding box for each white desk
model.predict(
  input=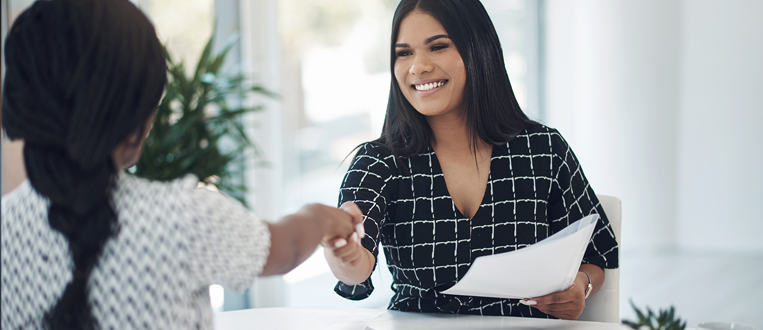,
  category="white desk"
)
[214,307,635,329]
